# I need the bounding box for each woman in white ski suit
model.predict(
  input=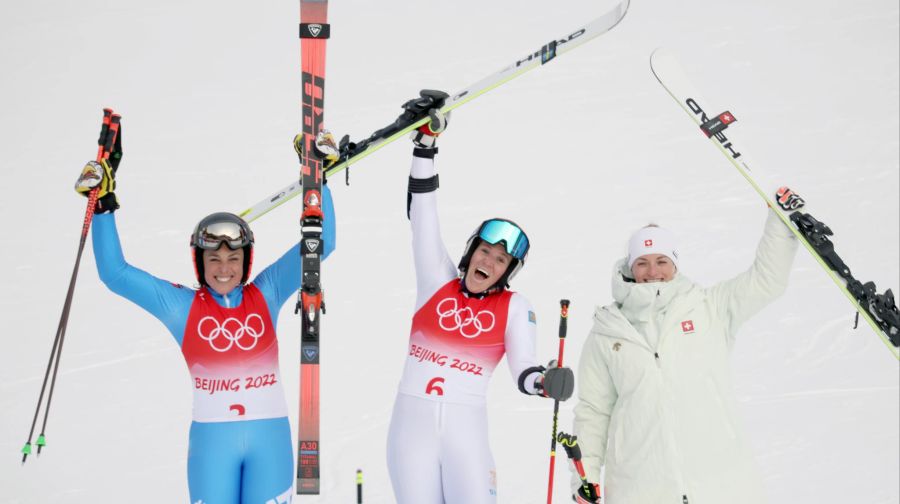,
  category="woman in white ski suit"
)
[572,209,798,504]
[387,104,575,504]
